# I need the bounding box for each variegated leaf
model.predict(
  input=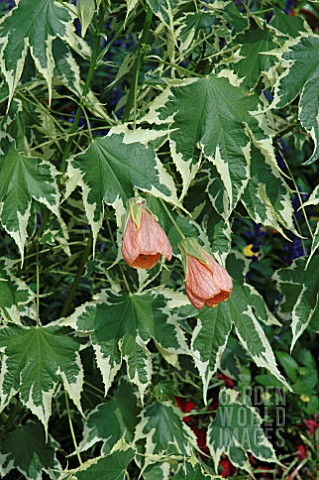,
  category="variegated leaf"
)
[273,256,319,349]
[230,24,278,89]
[143,74,271,217]
[60,448,135,480]
[226,253,289,389]
[63,291,188,400]
[0,259,34,324]
[272,35,319,164]
[191,306,233,403]
[134,401,197,456]
[242,145,295,237]
[207,389,278,474]
[0,0,90,105]
[0,325,83,433]
[79,379,140,454]
[269,7,309,38]
[0,135,62,262]
[0,422,61,480]
[66,131,178,249]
